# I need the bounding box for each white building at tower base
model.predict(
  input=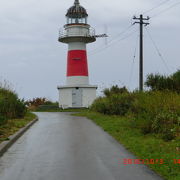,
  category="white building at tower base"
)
[57,85,97,109]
